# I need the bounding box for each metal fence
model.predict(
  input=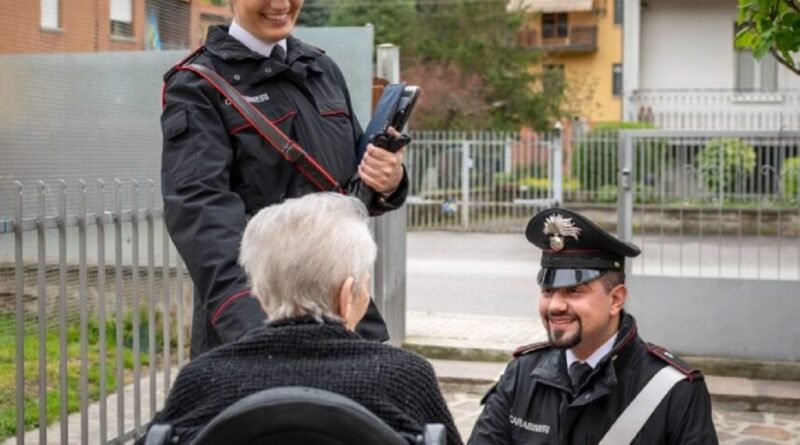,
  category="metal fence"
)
[405,129,800,280]
[1,179,188,445]
[405,130,563,231]
[617,131,800,281]
[617,131,800,361]
[627,89,800,131]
